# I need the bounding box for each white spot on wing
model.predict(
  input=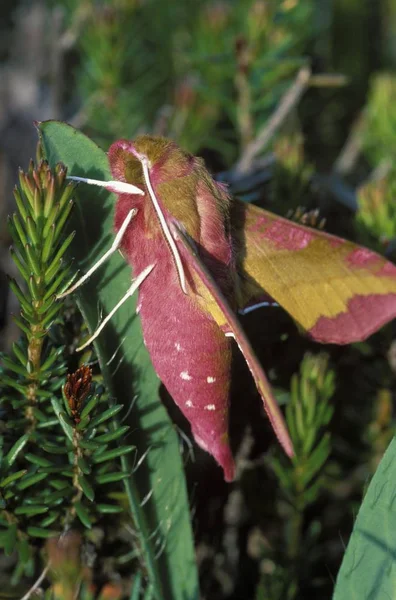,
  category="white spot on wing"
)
[225,331,235,338]
[180,371,192,381]
[136,302,142,314]
[204,404,216,411]
[185,399,194,408]
[207,376,216,383]
[175,342,181,351]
